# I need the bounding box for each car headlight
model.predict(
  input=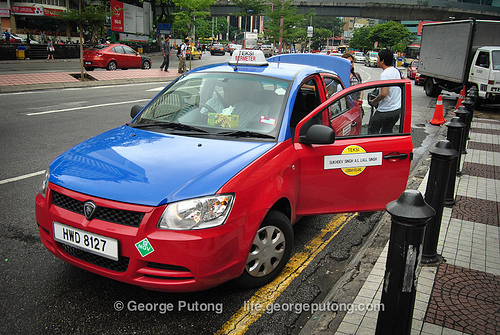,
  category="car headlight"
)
[158,194,234,230]
[40,170,50,198]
